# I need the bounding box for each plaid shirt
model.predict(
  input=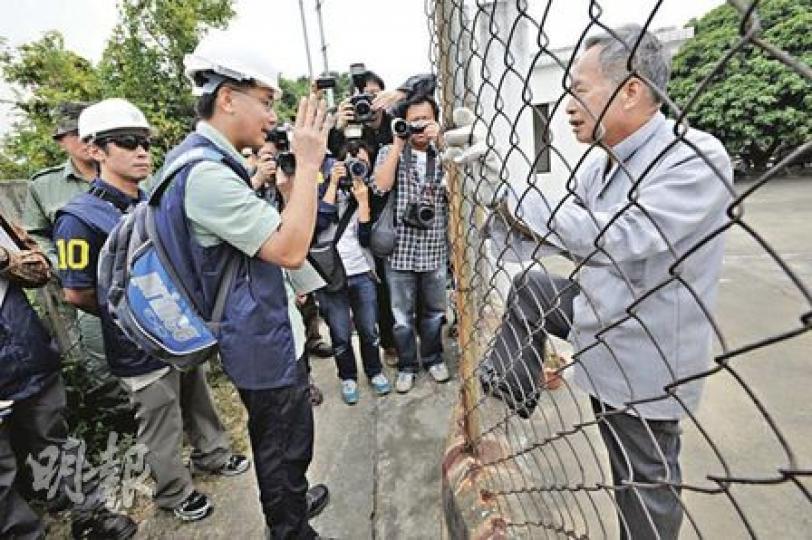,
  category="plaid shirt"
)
[373,143,448,272]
